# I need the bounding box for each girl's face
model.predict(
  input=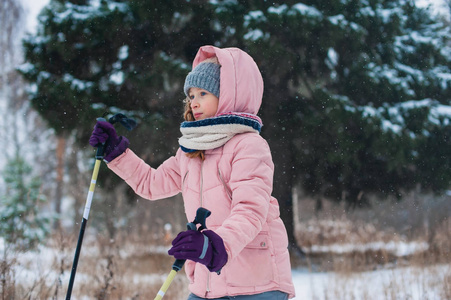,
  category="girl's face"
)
[188,87,219,120]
